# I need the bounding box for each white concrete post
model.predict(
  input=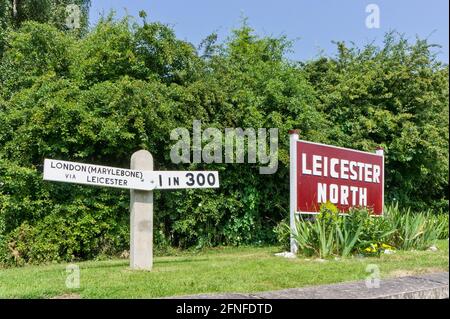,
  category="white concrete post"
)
[289,130,299,254]
[130,150,154,270]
